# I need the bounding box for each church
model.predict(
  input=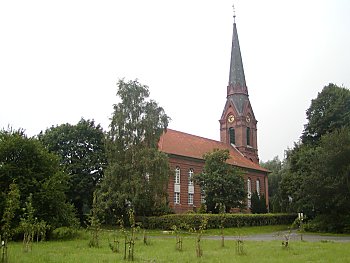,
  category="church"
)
[159,16,269,213]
